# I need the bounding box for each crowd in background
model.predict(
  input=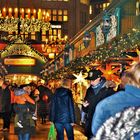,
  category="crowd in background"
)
[0,79,53,140]
[0,62,140,140]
